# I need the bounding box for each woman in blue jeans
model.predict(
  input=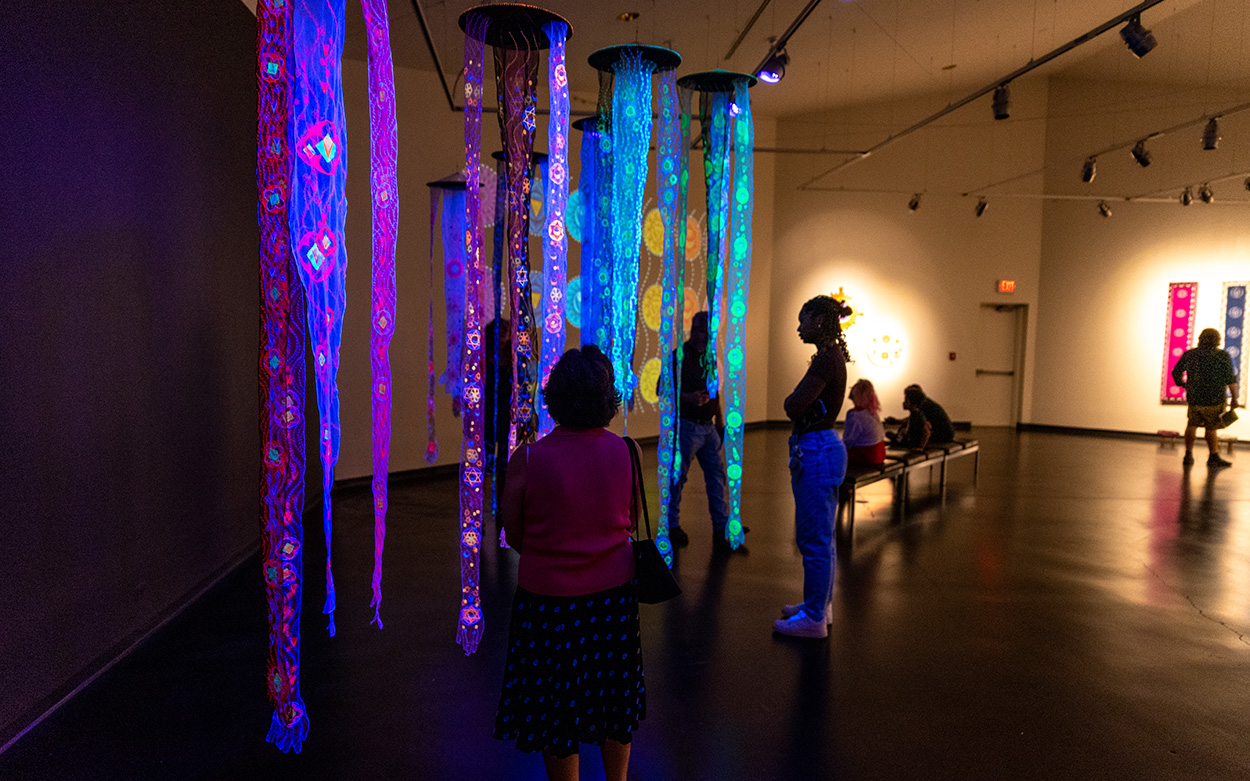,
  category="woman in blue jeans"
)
[775,295,851,638]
